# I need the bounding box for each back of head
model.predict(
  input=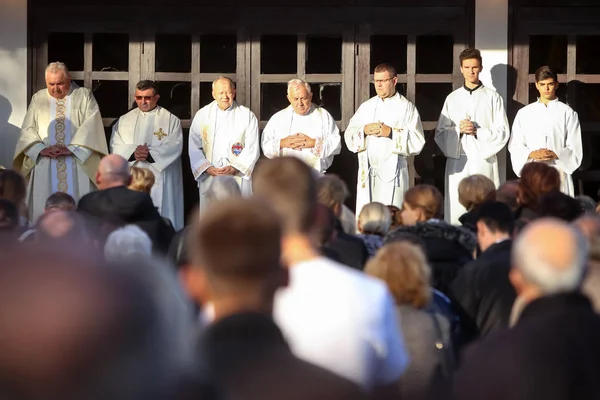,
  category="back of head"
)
[403,184,443,220]
[45,191,76,212]
[539,190,583,222]
[0,169,26,206]
[316,174,349,212]
[252,156,316,235]
[0,199,19,233]
[496,180,519,211]
[513,218,587,295]
[358,202,391,235]
[476,201,514,235]
[458,174,496,212]
[104,224,153,262]
[97,154,131,188]
[205,175,242,205]
[35,210,90,249]
[517,162,561,210]
[576,195,596,214]
[573,215,600,262]
[128,166,155,194]
[313,203,336,247]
